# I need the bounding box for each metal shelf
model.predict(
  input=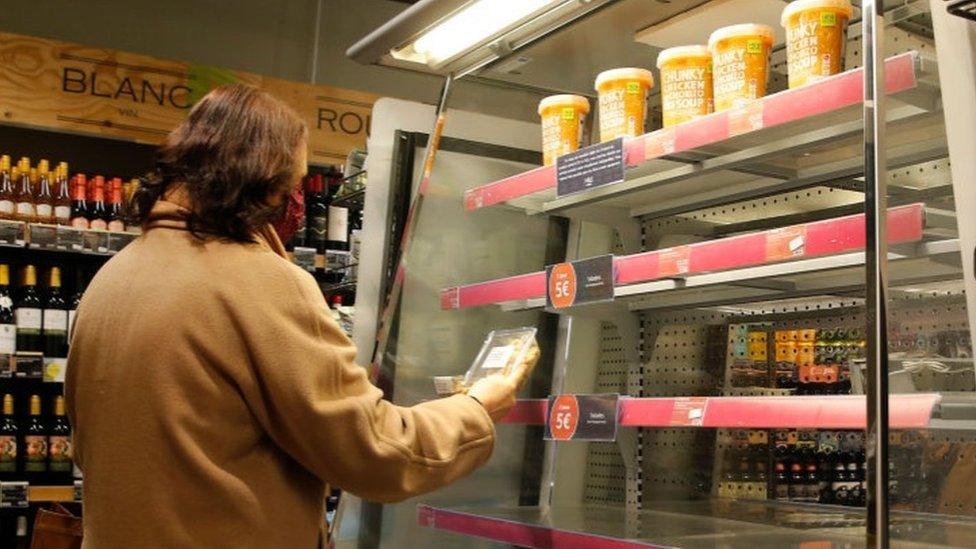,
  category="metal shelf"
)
[500,394,943,429]
[331,188,365,210]
[463,52,943,220]
[418,500,976,548]
[442,204,948,312]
